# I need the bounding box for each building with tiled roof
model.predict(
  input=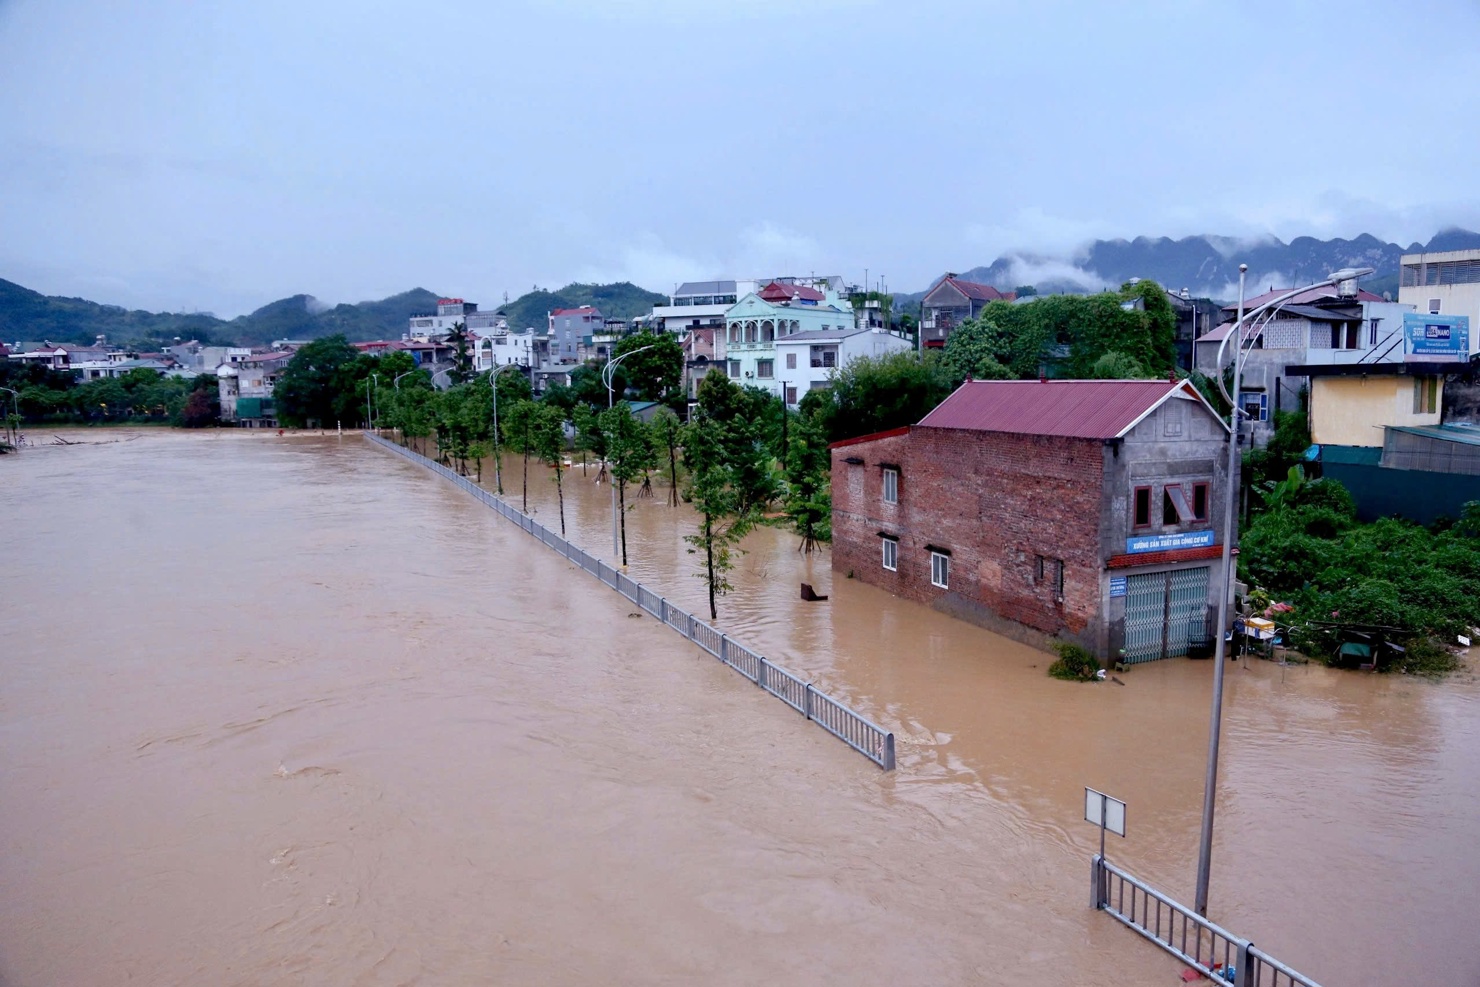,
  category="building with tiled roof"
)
[919,275,1017,348]
[831,378,1233,663]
